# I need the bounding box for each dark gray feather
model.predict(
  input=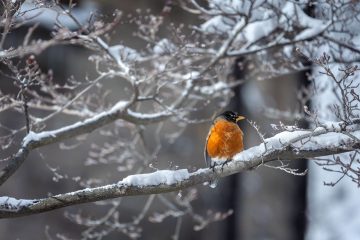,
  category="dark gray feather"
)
[204,130,212,167]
